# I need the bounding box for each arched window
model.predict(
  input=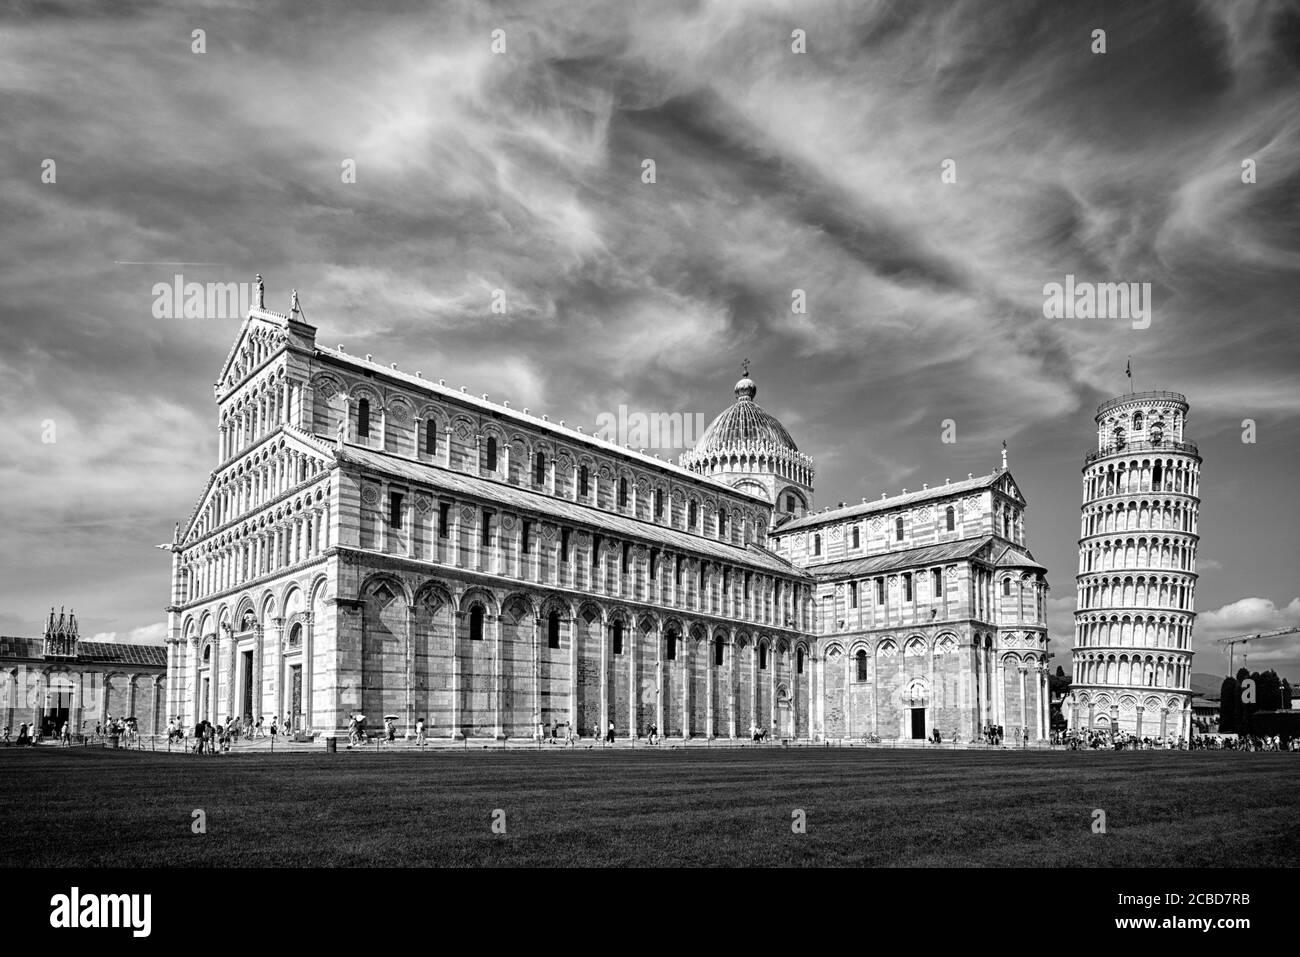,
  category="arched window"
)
[289,622,302,646]
[714,639,724,666]
[797,648,804,675]
[1113,426,1126,450]
[688,501,698,529]
[718,509,727,537]
[852,526,860,549]
[1132,411,1144,431]
[1003,578,1011,597]
[813,534,821,555]
[579,466,589,497]
[485,436,497,471]
[618,477,628,508]
[856,650,868,681]
[895,516,904,541]
[903,573,913,602]
[357,397,370,437]
[534,452,546,485]
[1003,511,1011,538]
[425,419,438,455]
[759,643,768,670]
[547,610,560,649]
[653,488,663,518]
[946,506,955,531]
[666,632,677,660]
[612,621,624,655]
[469,605,484,642]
